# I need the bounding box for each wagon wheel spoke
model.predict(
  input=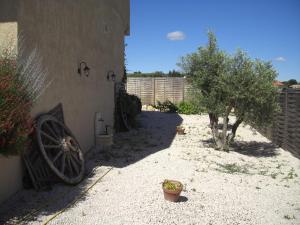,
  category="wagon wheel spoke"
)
[44,144,61,149]
[52,151,63,163]
[69,144,79,153]
[40,130,60,144]
[67,155,74,176]
[69,154,80,175]
[51,121,64,138]
[61,153,66,174]
[44,122,59,139]
[61,127,66,137]
[70,152,81,166]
